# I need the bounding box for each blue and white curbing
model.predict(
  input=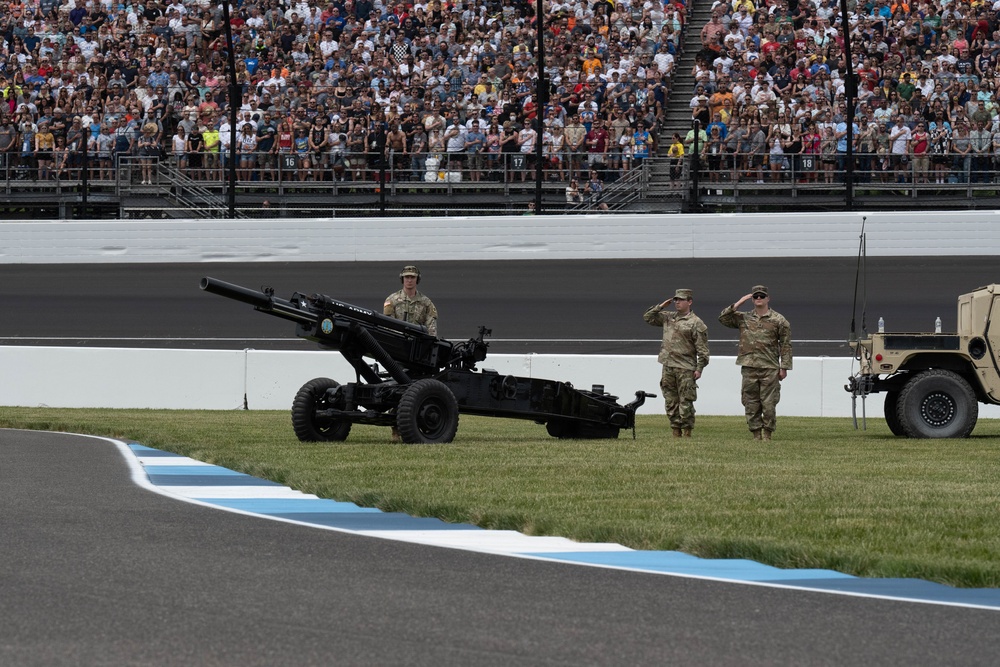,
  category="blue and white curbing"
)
[121,439,1000,611]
